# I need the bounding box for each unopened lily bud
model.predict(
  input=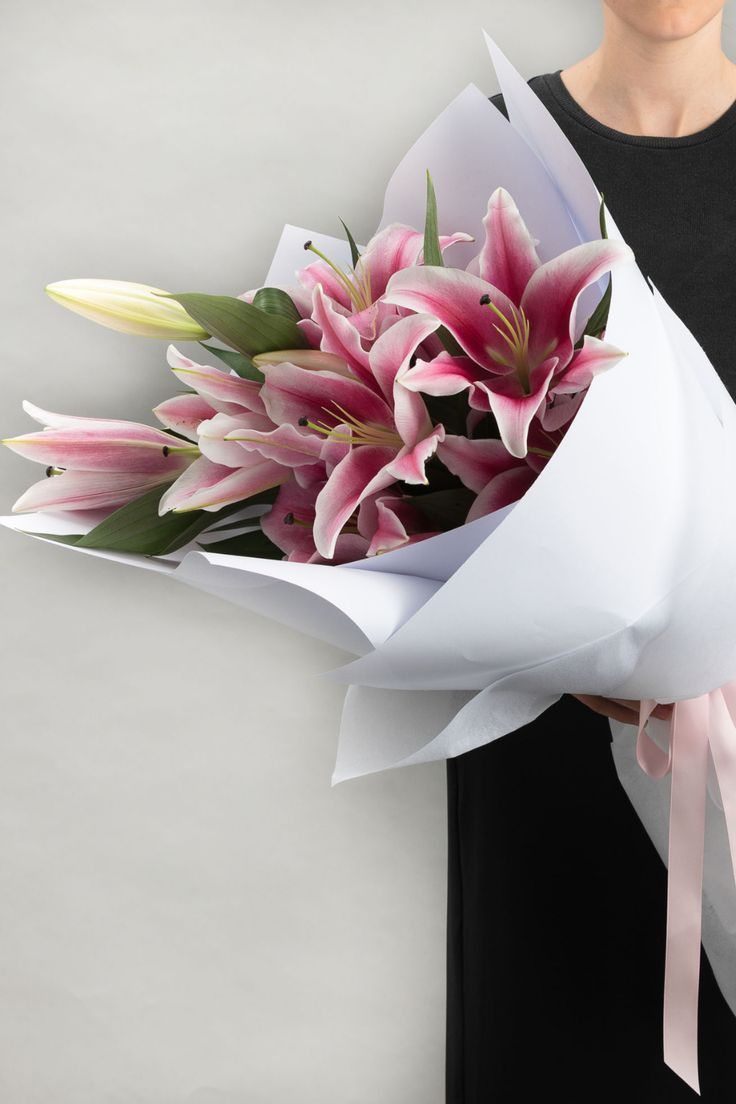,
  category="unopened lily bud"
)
[44,279,210,340]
